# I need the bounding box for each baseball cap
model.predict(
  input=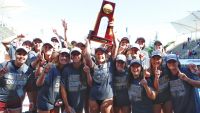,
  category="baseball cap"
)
[129,43,140,50]
[95,47,107,54]
[151,50,162,57]
[76,42,86,47]
[22,40,32,45]
[43,41,54,48]
[51,37,59,42]
[33,38,43,42]
[154,40,162,45]
[70,47,82,54]
[59,48,70,54]
[121,37,129,42]
[135,37,145,43]
[16,46,28,54]
[116,54,126,62]
[130,59,141,66]
[166,54,178,62]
